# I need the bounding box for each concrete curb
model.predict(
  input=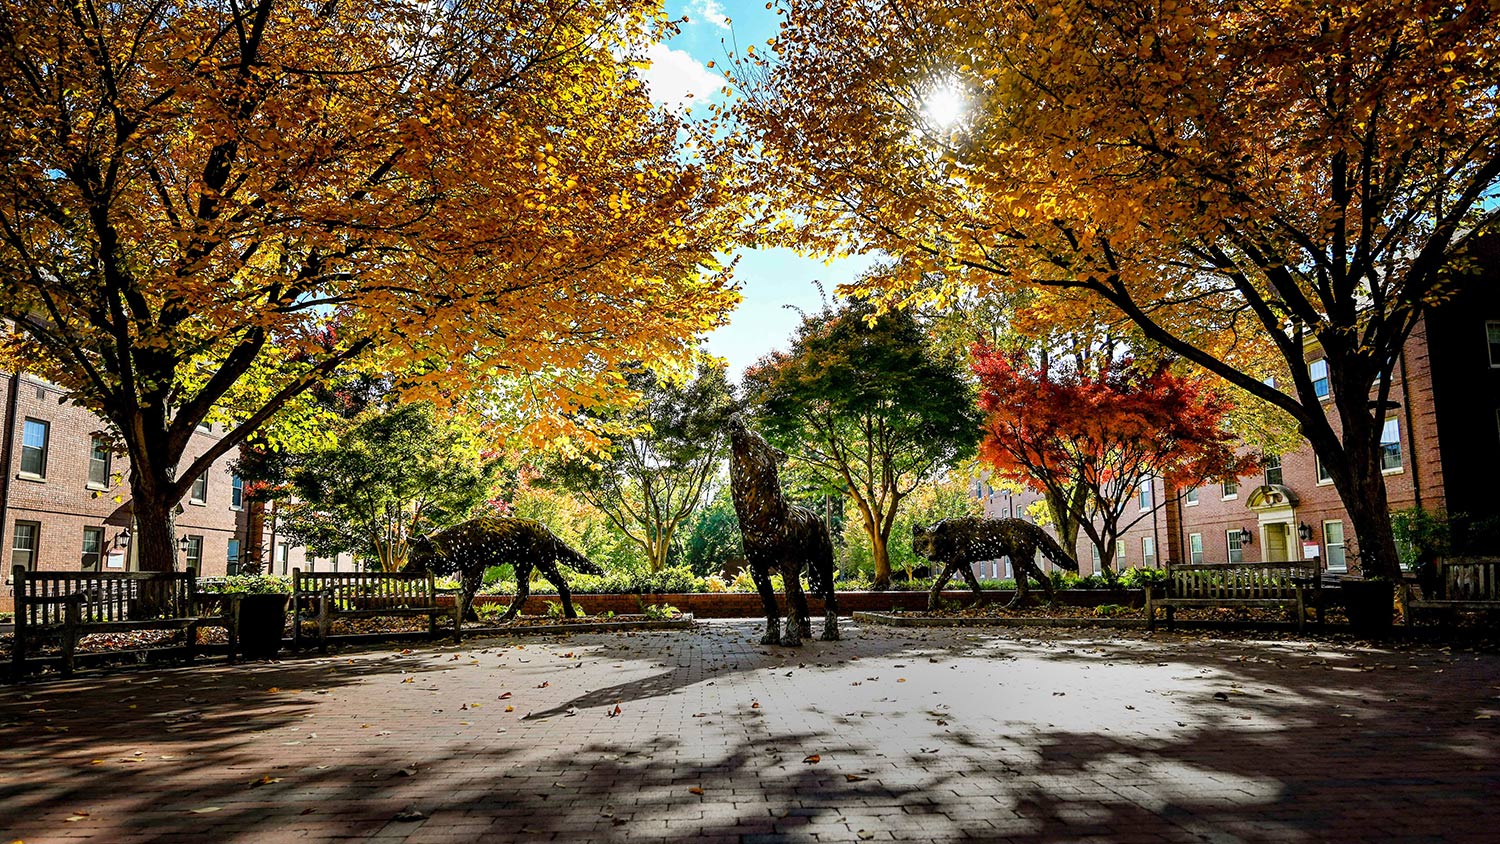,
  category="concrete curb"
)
[459,614,695,637]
